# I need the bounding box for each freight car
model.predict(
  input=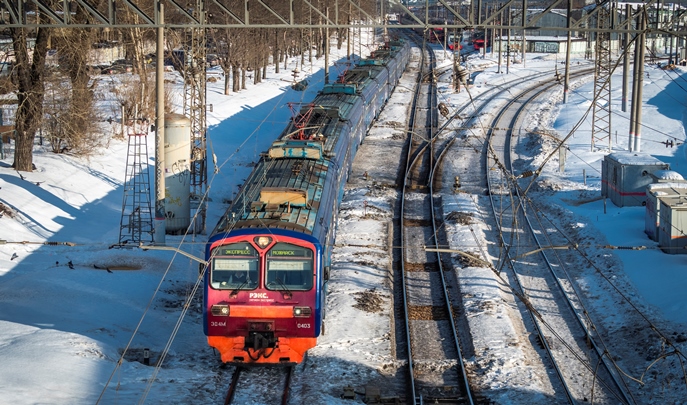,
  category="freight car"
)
[204,39,410,365]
